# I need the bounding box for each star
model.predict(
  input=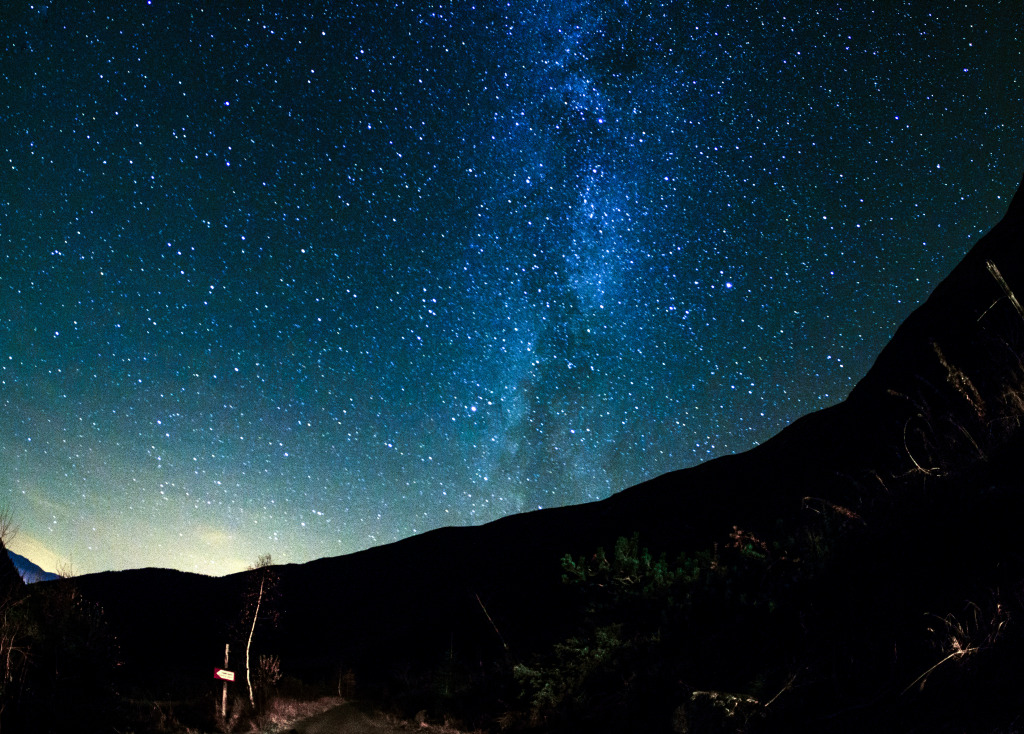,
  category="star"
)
[0,0,1021,574]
